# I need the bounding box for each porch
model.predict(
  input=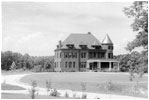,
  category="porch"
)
[86,59,119,71]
